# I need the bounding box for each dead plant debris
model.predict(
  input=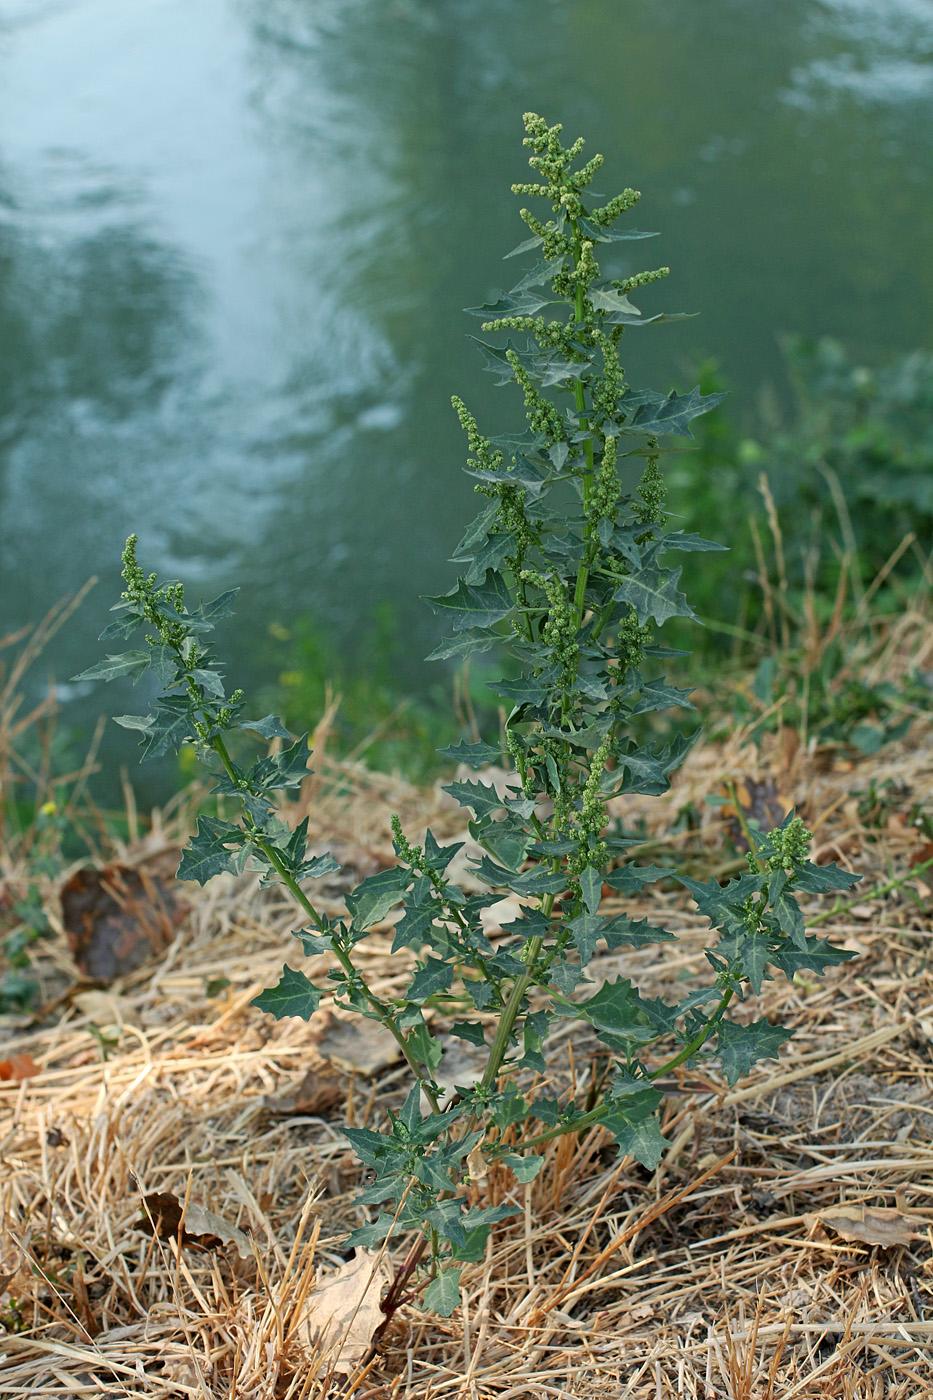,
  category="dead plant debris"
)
[2,694,933,1397]
[138,1190,254,1259]
[61,863,186,981]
